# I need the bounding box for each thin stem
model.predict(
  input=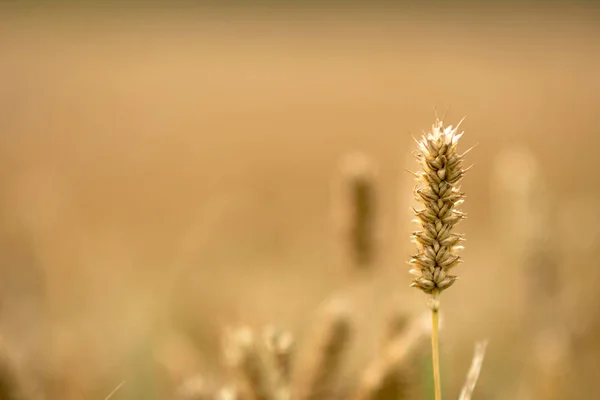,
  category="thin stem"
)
[431,294,442,400]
